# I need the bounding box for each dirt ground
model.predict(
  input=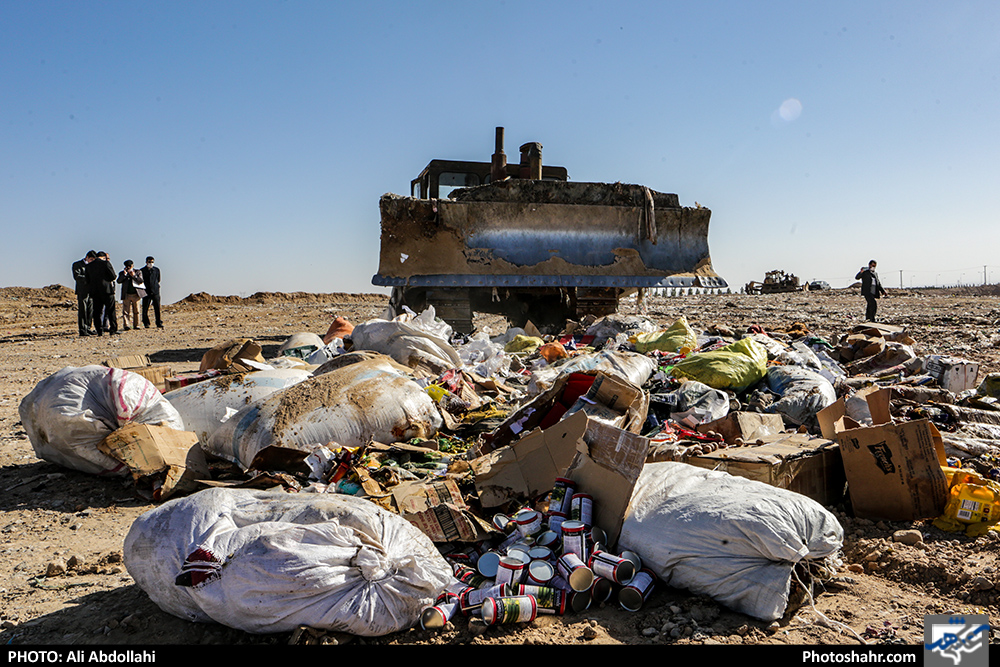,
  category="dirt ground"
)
[2,284,999,647]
